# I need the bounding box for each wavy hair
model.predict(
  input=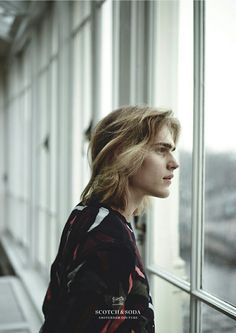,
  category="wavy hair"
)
[81,105,181,215]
